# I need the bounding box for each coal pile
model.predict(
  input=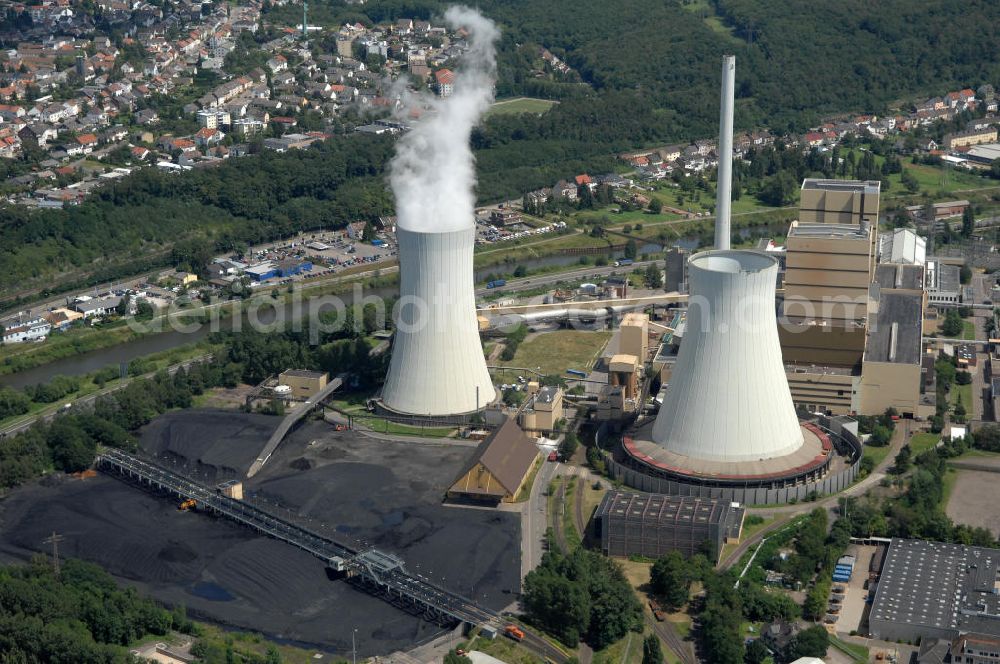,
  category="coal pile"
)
[0,410,521,657]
